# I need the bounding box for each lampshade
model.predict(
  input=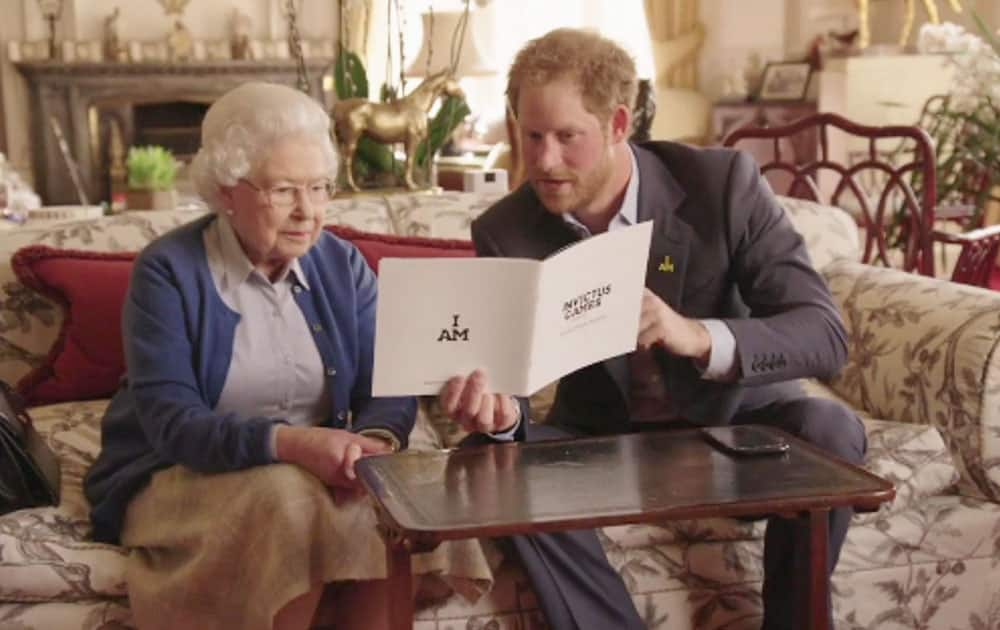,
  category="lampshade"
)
[406,10,494,77]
